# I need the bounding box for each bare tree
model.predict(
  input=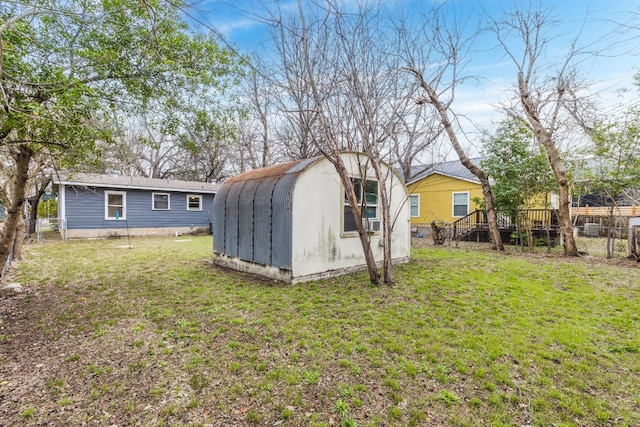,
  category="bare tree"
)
[490,5,581,256]
[86,116,181,178]
[398,6,505,250]
[262,0,416,284]
[240,69,275,167]
[232,113,265,173]
[269,26,321,161]
[391,103,442,183]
